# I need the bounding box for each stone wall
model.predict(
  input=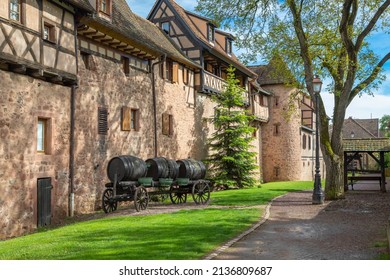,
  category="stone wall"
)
[0,70,71,239]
